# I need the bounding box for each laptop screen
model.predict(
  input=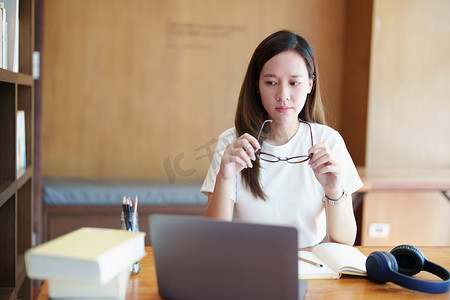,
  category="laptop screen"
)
[150,214,306,300]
